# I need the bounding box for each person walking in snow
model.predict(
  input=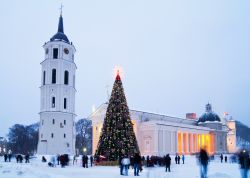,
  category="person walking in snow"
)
[25,154,30,163]
[175,154,178,164]
[146,155,150,167]
[220,154,223,163]
[238,149,249,178]
[134,152,141,176]
[90,155,93,167]
[177,155,180,164]
[85,155,89,168]
[8,154,11,162]
[82,155,85,168]
[57,154,60,165]
[119,155,124,175]
[182,154,185,164]
[199,147,209,178]
[122,155,130,176]
[225,155,227,163]
[165,154,171,172]
[4,154,7,162]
